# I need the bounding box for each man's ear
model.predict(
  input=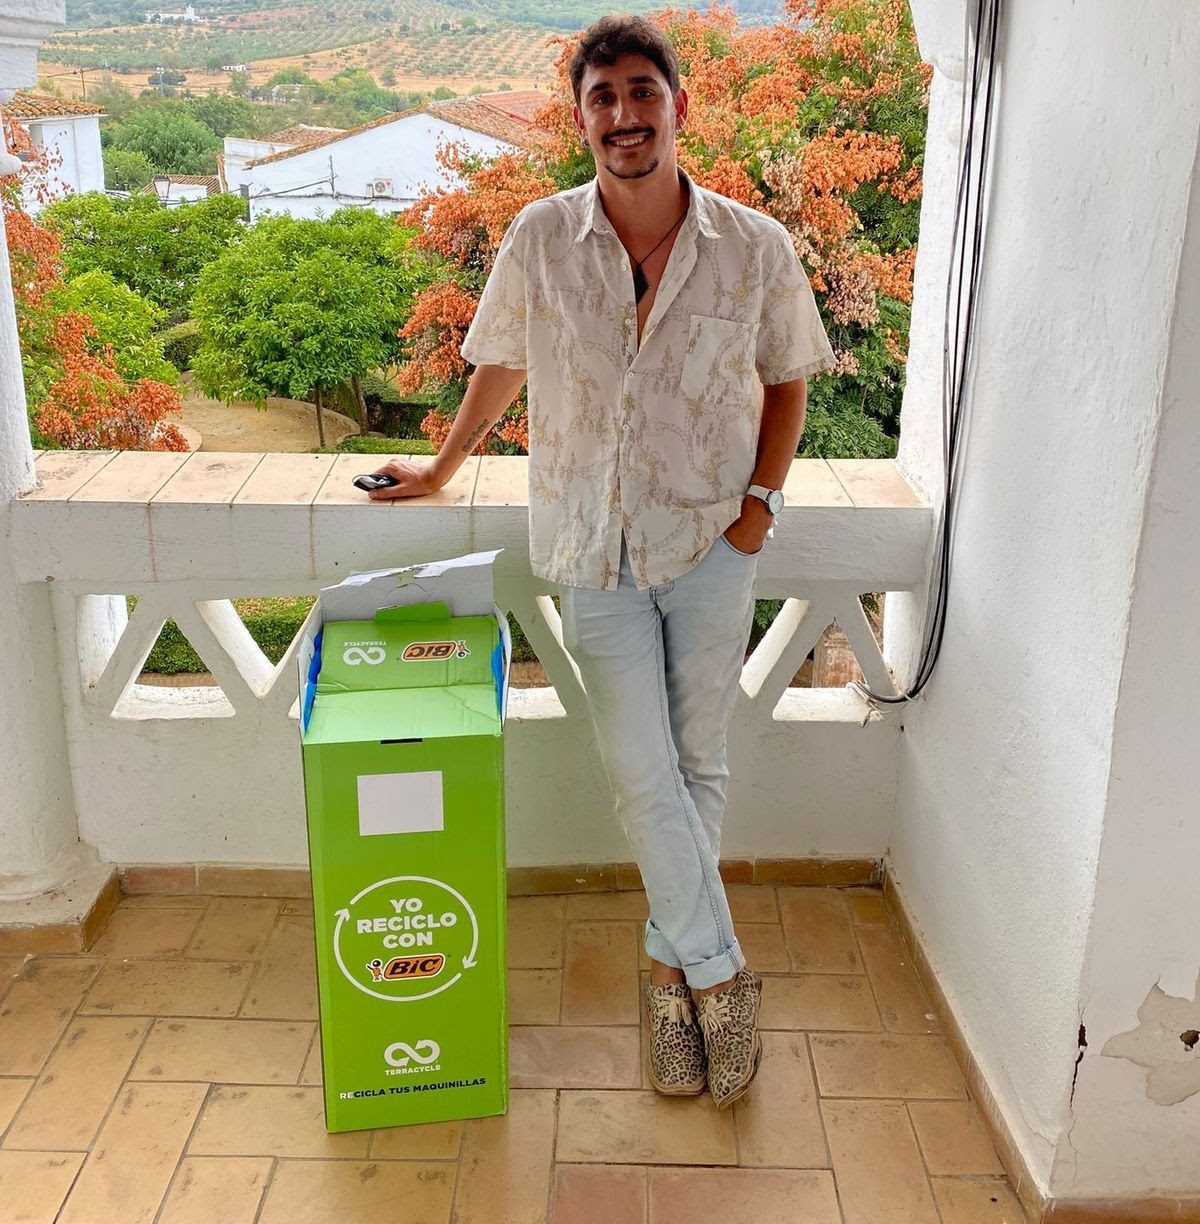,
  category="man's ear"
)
[572,103,588,146]
[674,86,689,131]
